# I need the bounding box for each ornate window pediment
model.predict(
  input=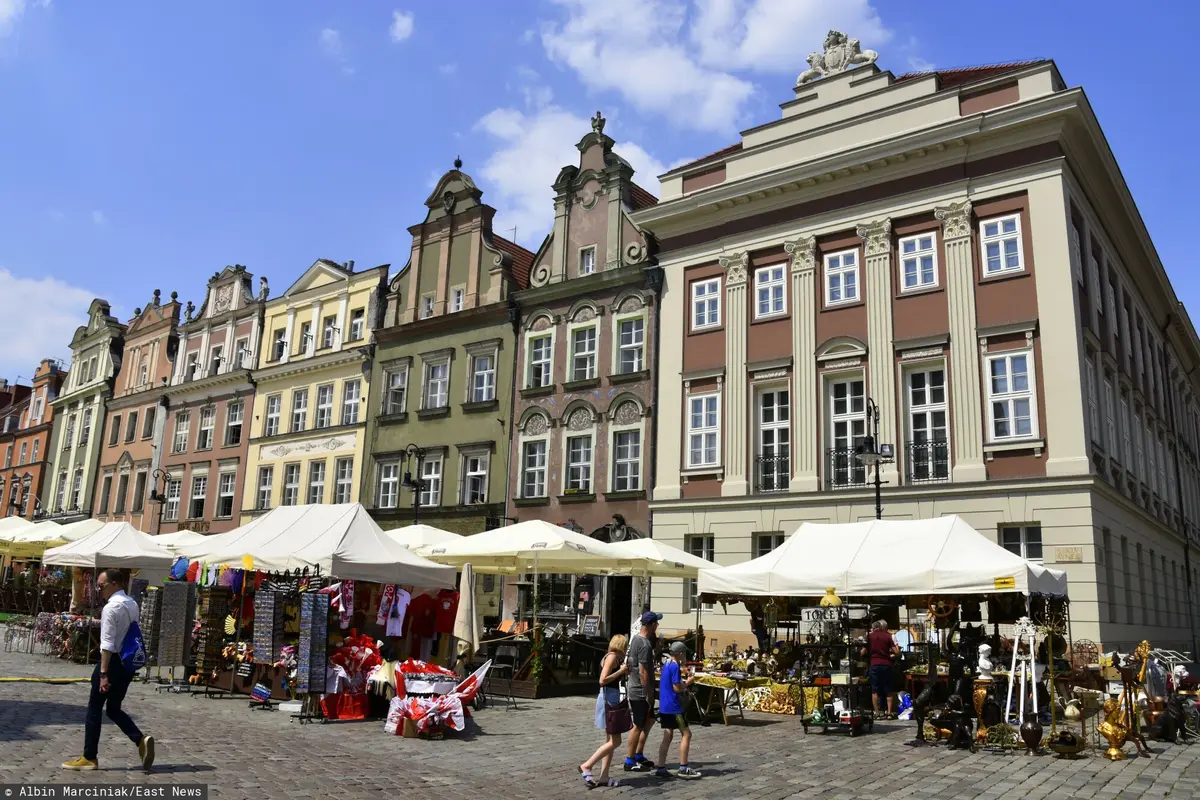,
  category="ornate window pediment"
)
[816,336,868,362]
